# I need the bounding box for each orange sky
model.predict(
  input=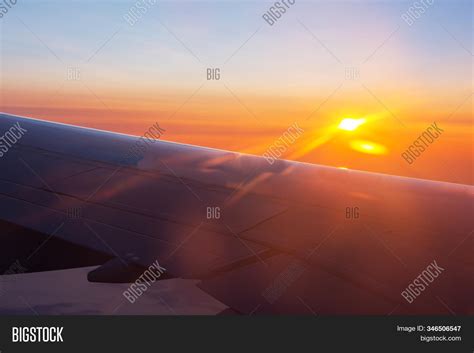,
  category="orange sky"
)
[2,85,472,185]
